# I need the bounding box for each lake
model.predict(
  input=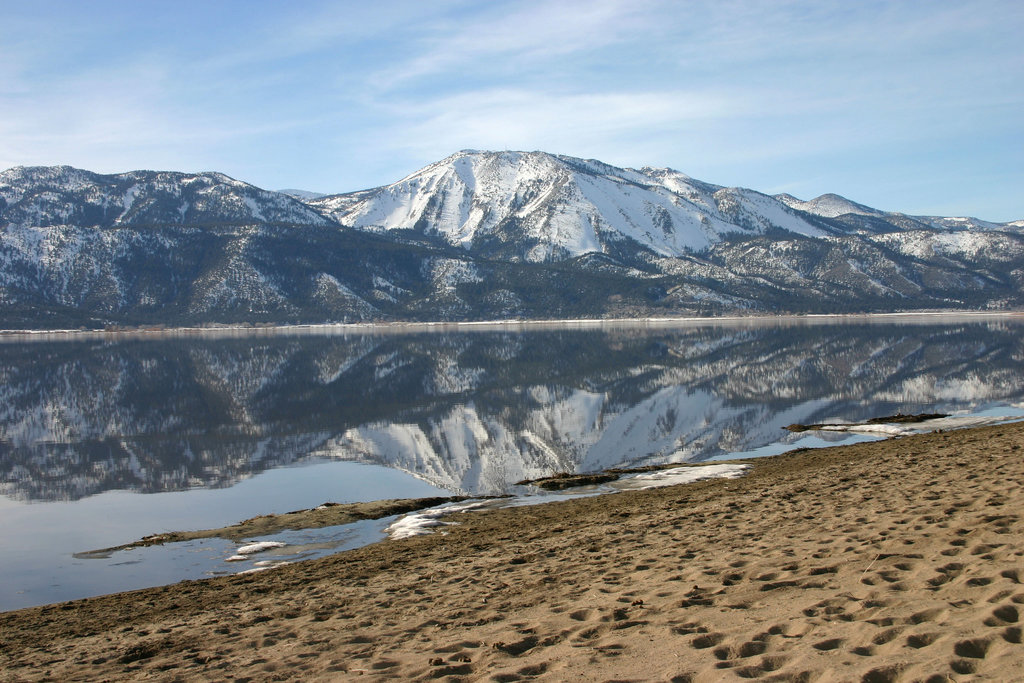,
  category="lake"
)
[2,316,1022,610]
